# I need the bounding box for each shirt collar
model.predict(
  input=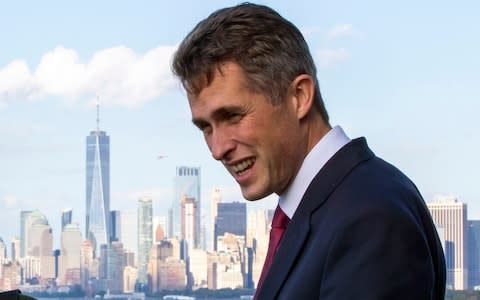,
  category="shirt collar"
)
[278,125,351,219]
